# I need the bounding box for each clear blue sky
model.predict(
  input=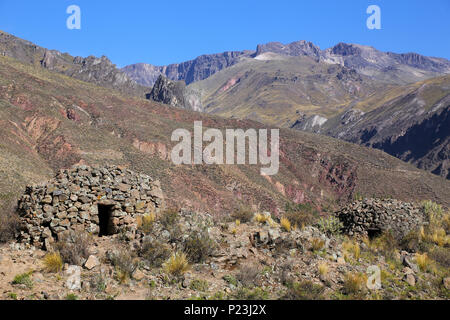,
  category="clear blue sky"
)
[0,0,449,67]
